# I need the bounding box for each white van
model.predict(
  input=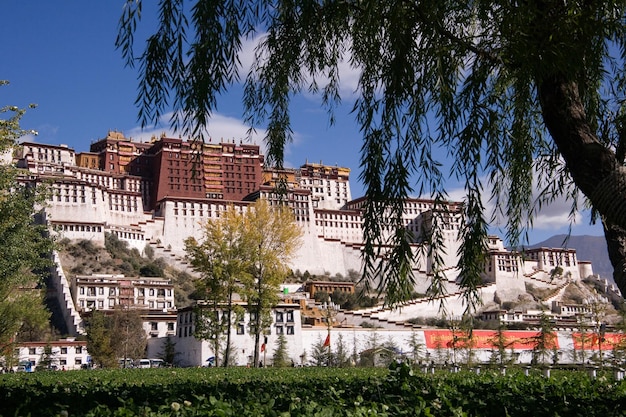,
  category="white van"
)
[149,358,164,368]
[136,359,151,369]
